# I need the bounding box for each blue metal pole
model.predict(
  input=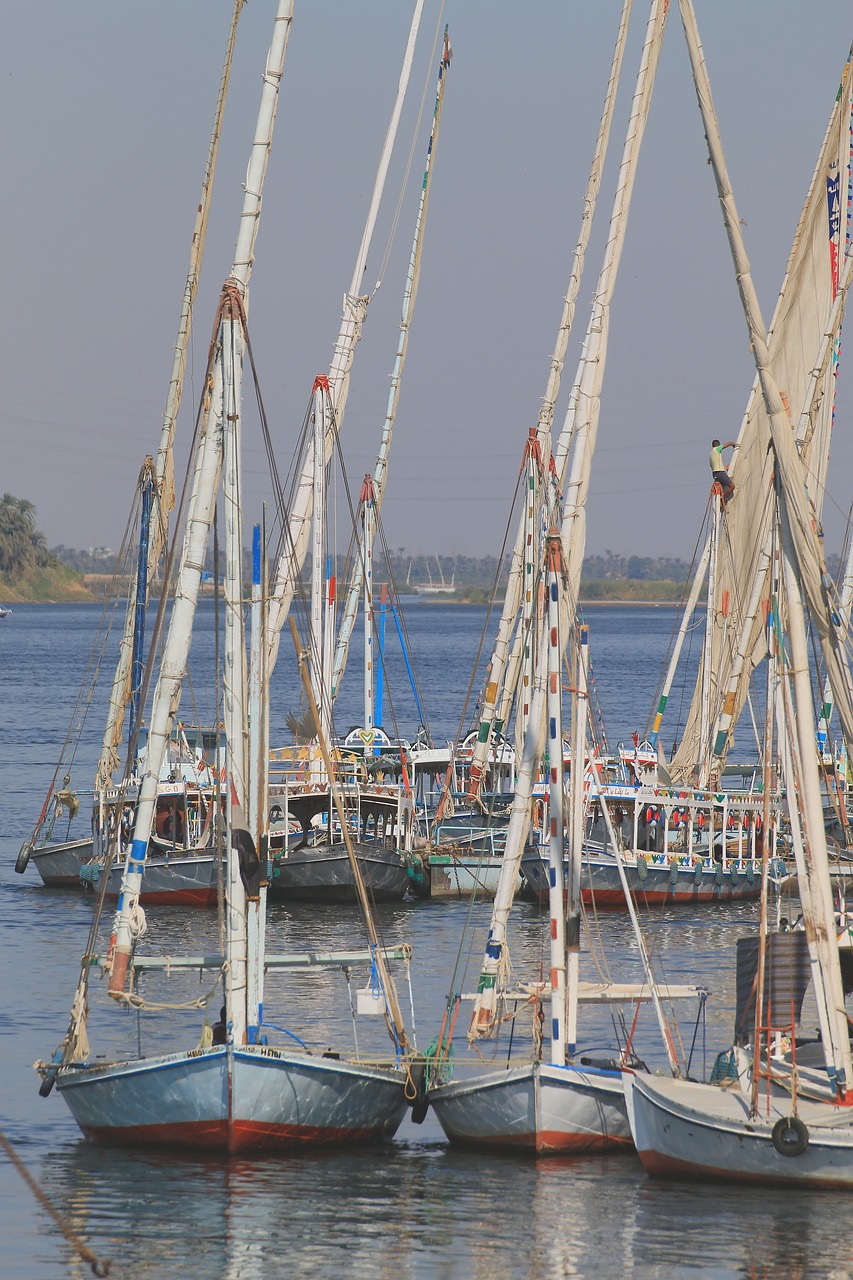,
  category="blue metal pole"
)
[375,584,388,728]
[391,603,424,726]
